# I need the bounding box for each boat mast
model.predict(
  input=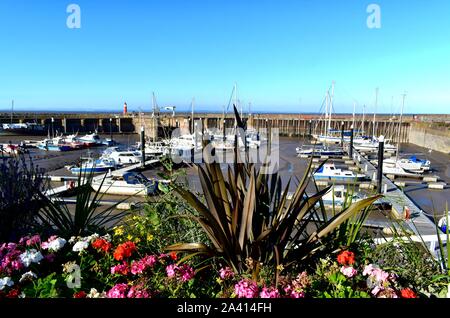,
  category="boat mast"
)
[324,92,329,136]
[373,87,378,139]
[191,97,195,134]
[360,104,366,137]
[352,100,356,132]
[11,99,14,124]
[234,82,238,129]
[328,81,335,134]
[396,93,406,161]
